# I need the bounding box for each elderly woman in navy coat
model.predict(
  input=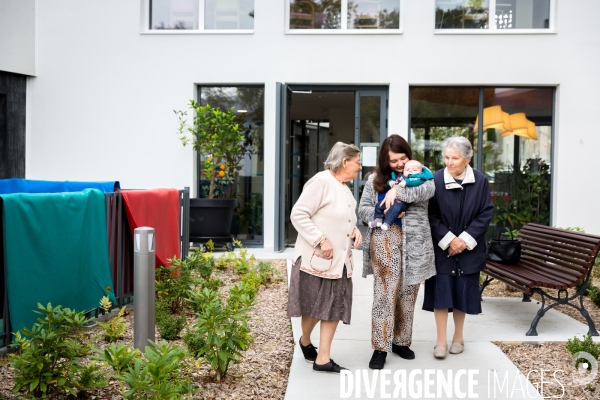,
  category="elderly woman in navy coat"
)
[423,136,494,359]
